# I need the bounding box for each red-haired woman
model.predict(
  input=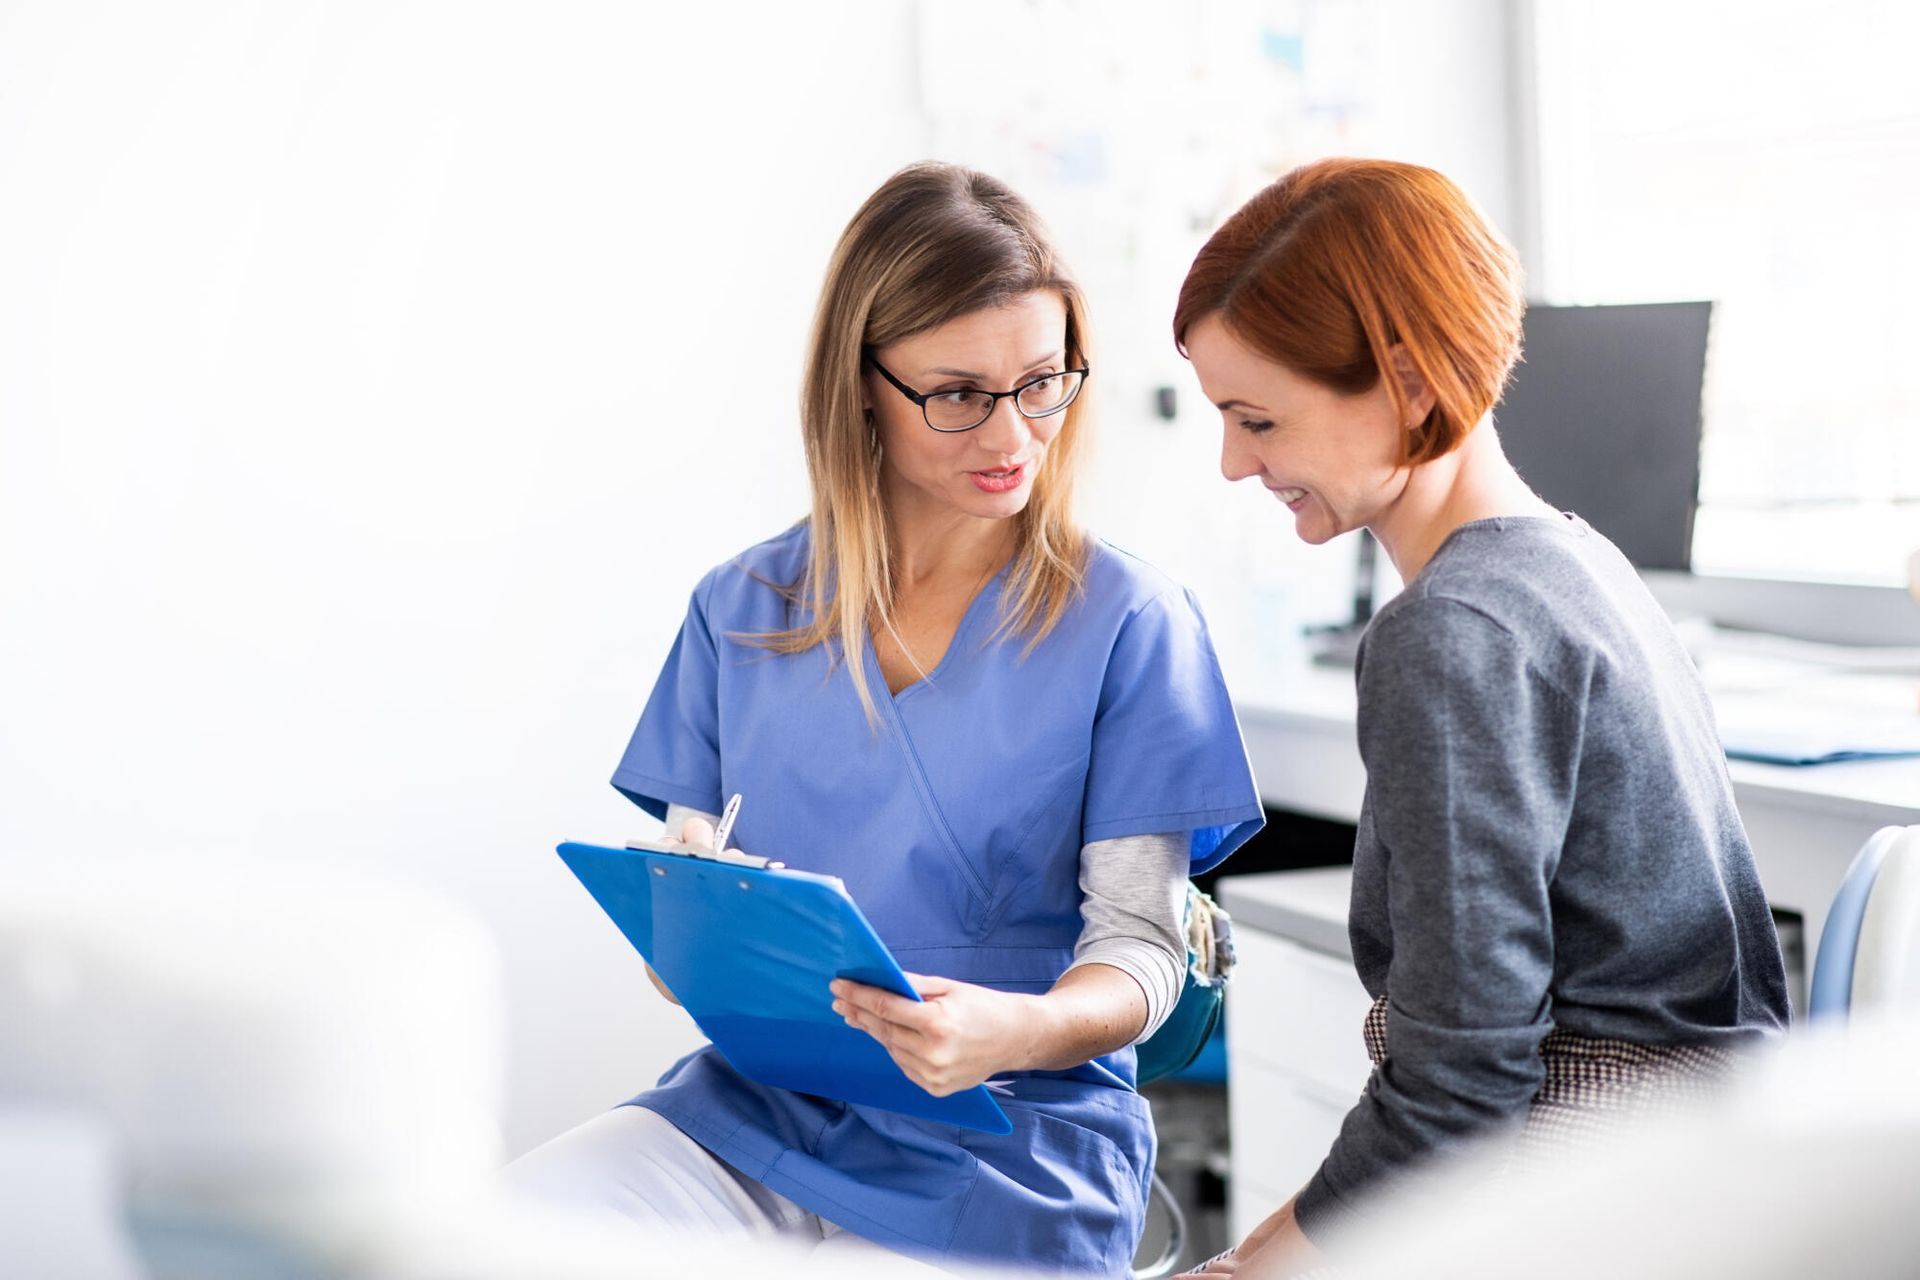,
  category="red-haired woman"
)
[1173,159,1789,1277]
